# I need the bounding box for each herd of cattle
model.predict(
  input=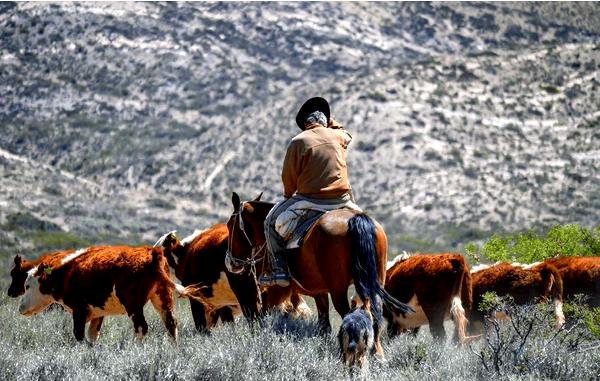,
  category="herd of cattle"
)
[7,222,600,350]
